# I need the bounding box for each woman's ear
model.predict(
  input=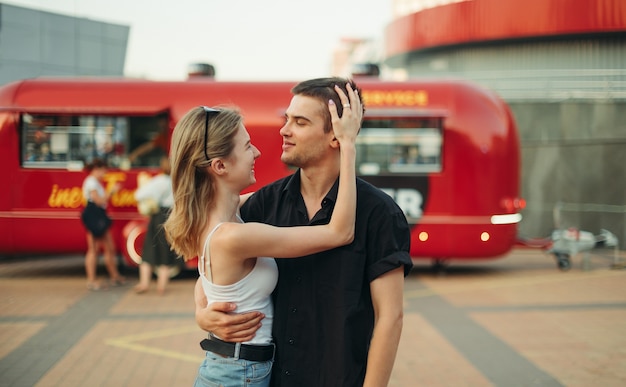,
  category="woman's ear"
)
[209,158,227,175]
